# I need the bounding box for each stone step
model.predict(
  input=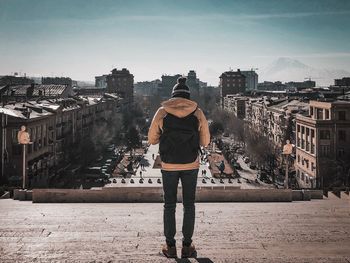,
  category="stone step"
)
[340,191,350,200]
[0,191,10,199]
